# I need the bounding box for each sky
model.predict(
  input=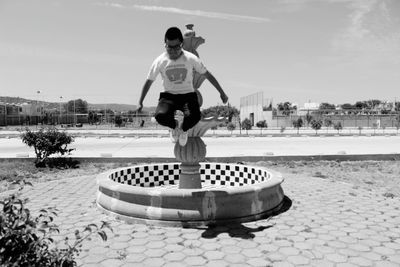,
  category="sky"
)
[0,0,399,109]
